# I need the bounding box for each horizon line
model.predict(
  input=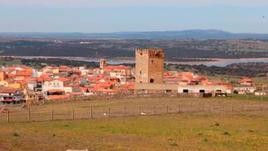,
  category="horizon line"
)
[0,29,268,35]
